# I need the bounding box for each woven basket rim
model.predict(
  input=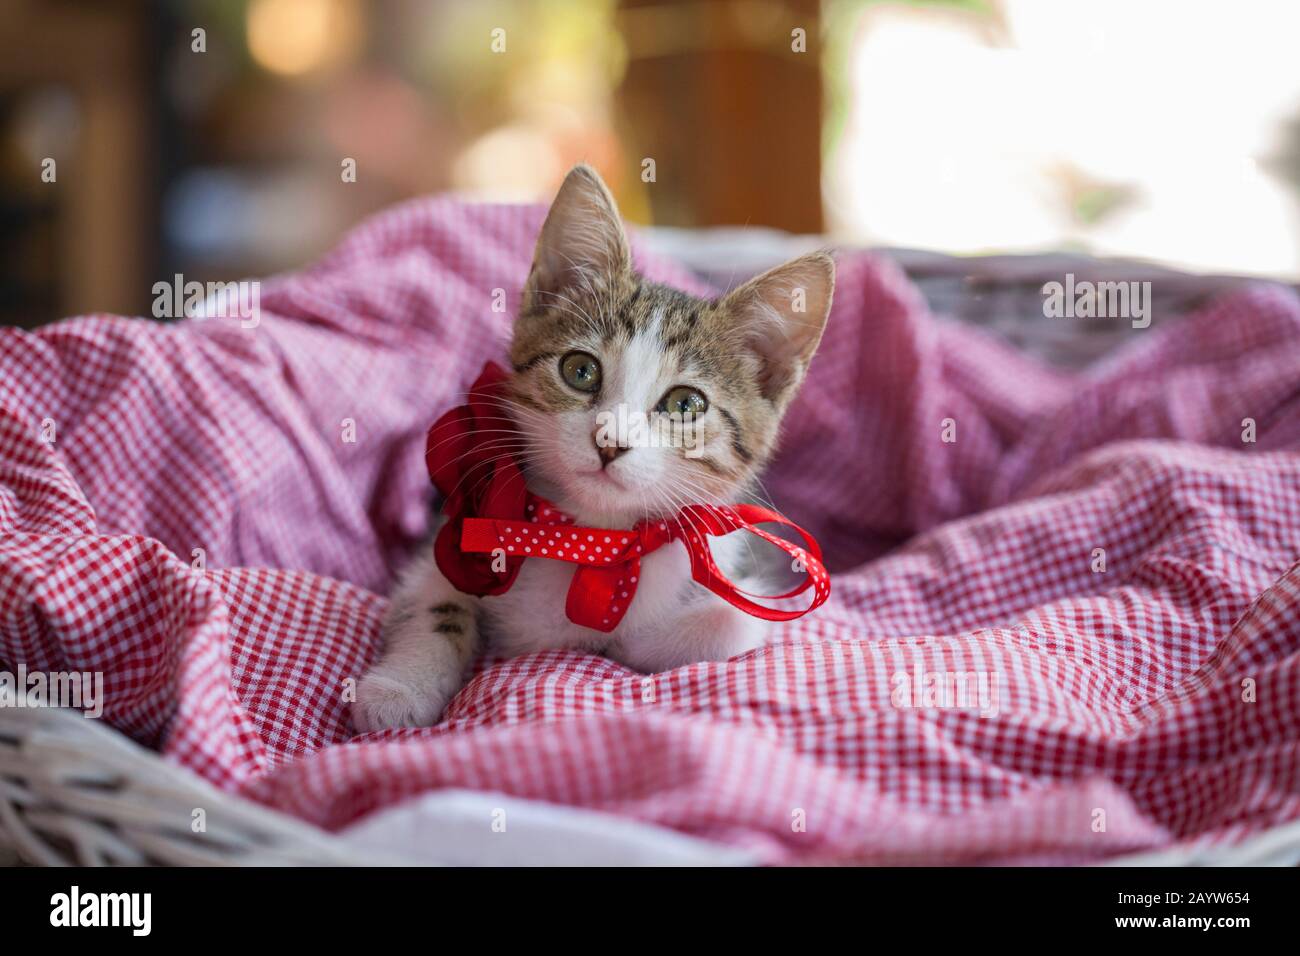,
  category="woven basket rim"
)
[3,699,1298,866]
